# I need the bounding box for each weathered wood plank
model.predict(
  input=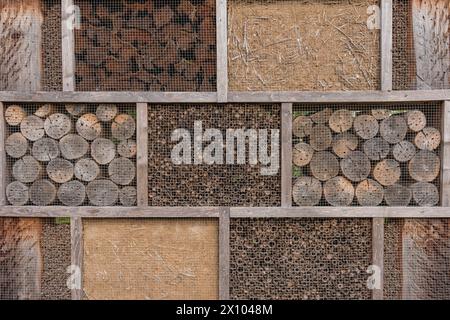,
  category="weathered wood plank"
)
[70,217,83,300]
[442,101,450,206]
[372,218,384,300]
[216,0,228,102]
[0,102,6,206]
[61,0,75,91]
[219,207,230,300]
[136,103,148,207]
[281,103,292,207]
[381,0,393,91]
